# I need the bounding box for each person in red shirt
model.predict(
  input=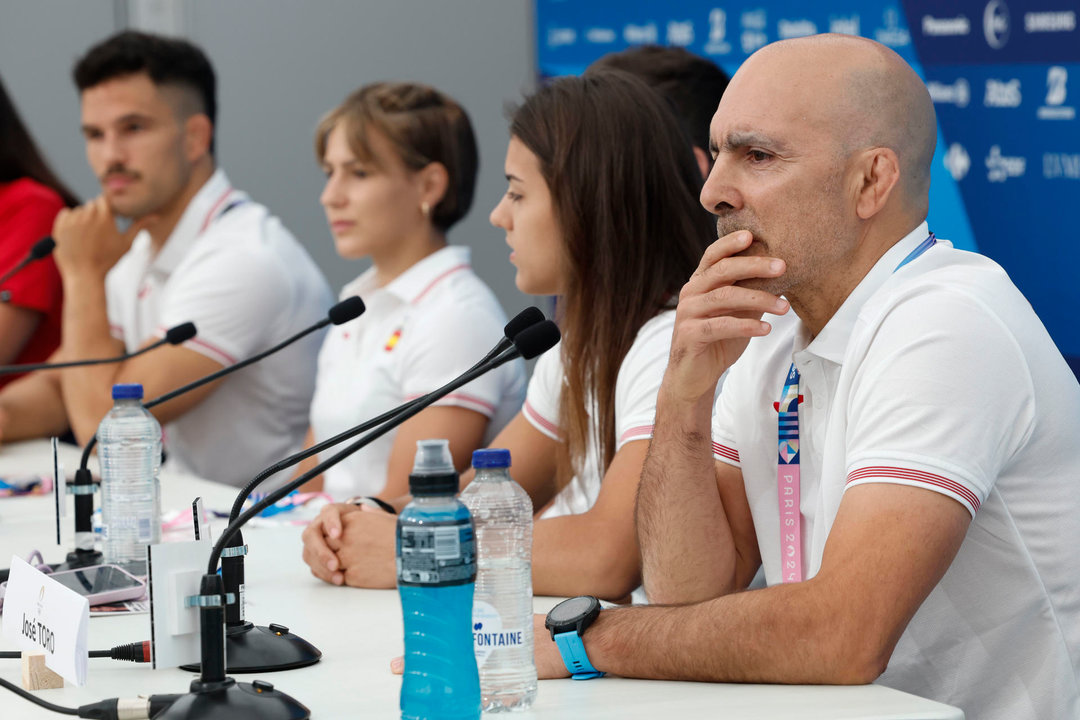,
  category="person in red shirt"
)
[0,74,78,385]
